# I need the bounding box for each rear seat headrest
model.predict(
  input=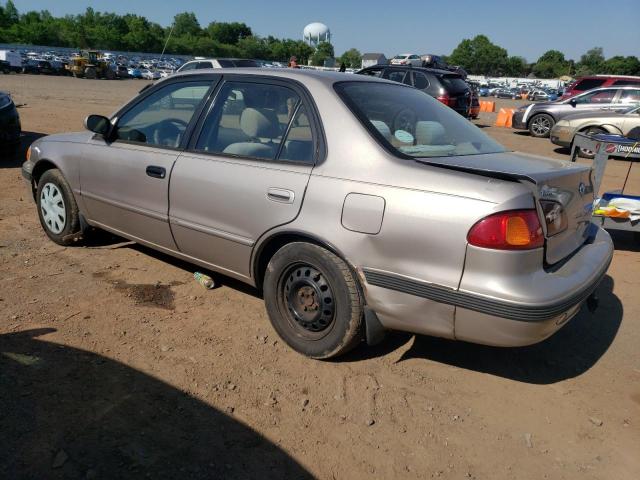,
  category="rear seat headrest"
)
[240,108,280,139]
